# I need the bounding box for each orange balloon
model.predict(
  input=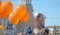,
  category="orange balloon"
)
[0,1,2,17]
[0,1,2,6]
[8,13,14,22]
[9,5,28,25]
[0,0,2,6]
[16,5,27,18]
[0,25,4,30]
[21,12,29,23]
[1,1,13,19]
[9,12,21,26]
